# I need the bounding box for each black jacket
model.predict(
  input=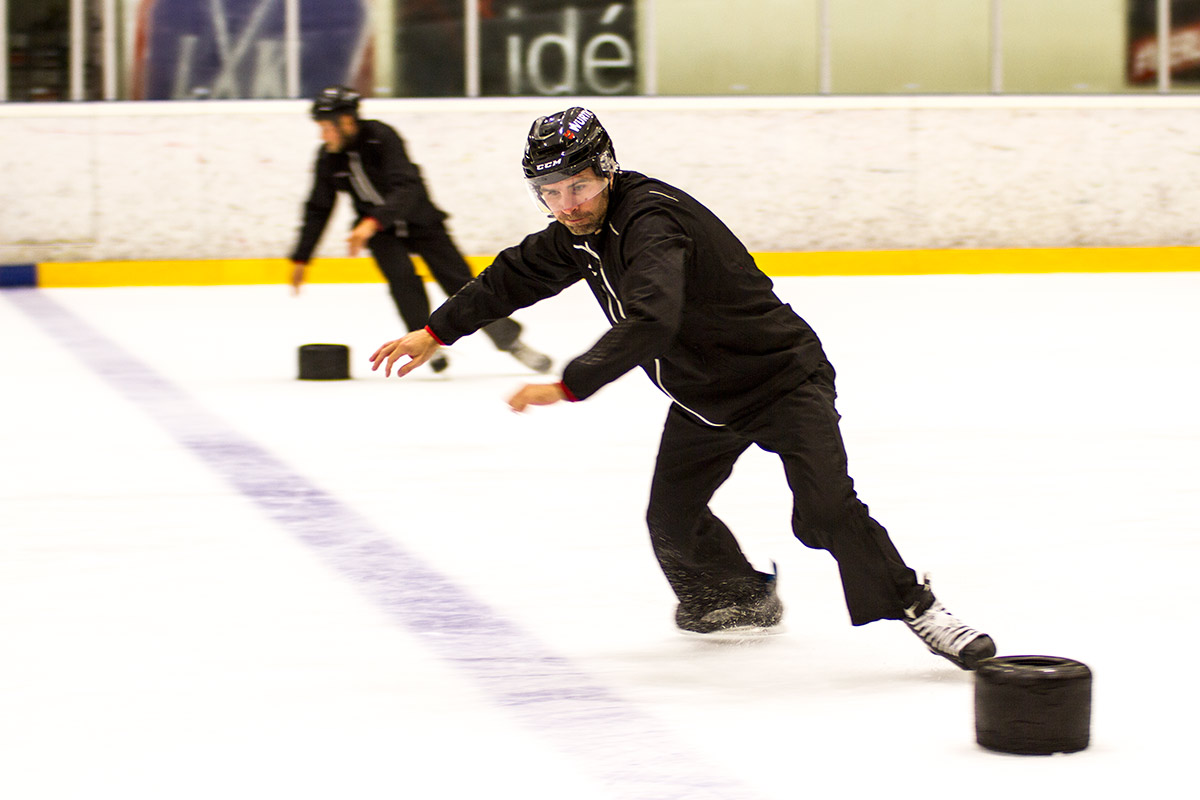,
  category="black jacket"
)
[427,171,827,426]
[291,119,447,263]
